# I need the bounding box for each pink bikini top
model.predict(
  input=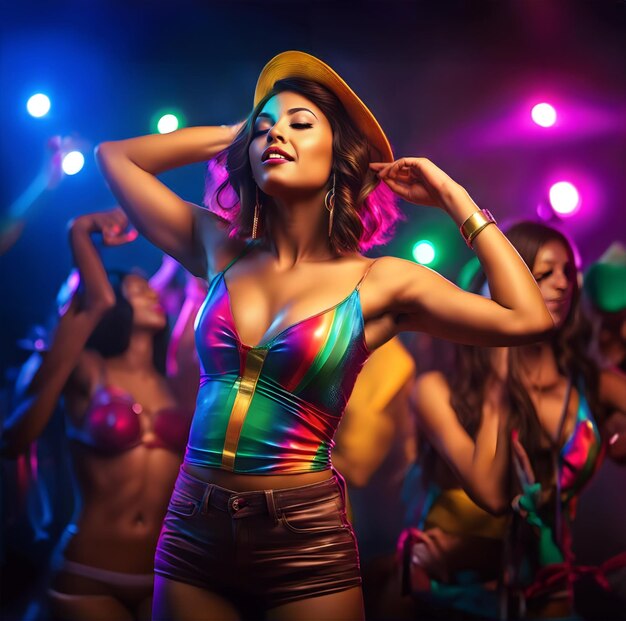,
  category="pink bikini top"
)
[66,385,191,454]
